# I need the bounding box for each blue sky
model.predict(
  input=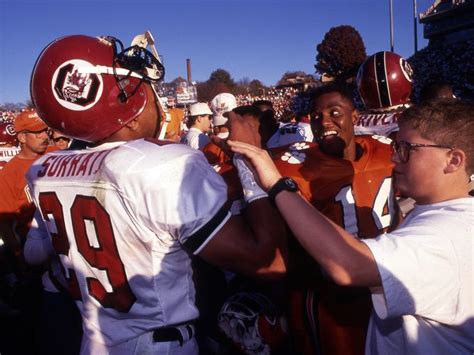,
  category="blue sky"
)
[0,0,433,104]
